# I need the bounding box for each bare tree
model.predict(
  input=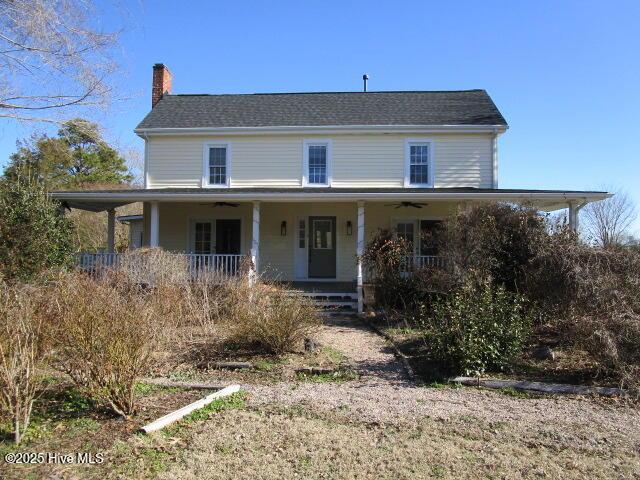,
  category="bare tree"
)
[0,0,124,123]
[582,188,638,247]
